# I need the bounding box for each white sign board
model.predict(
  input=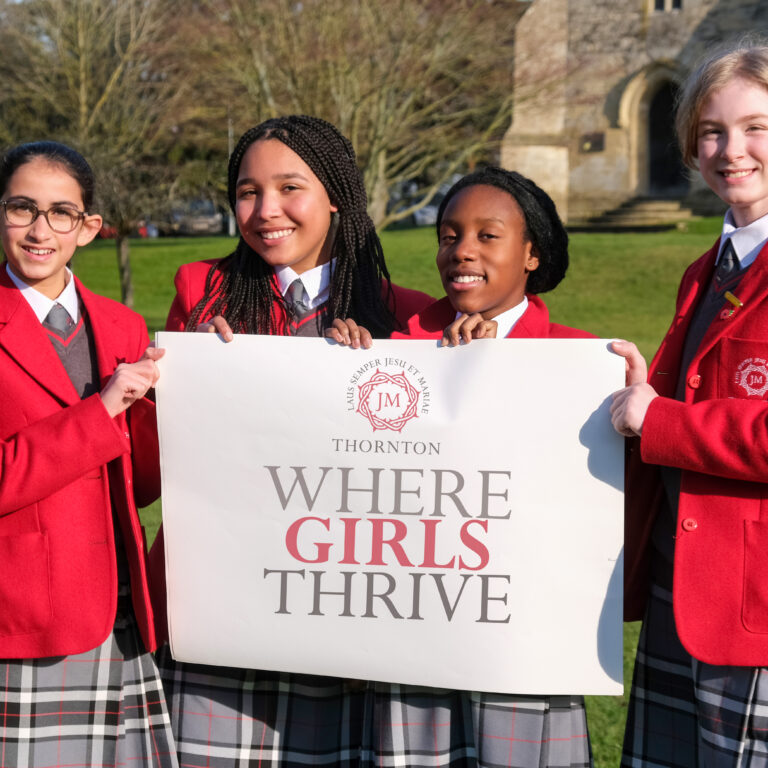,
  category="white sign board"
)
[155,334,624,695]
